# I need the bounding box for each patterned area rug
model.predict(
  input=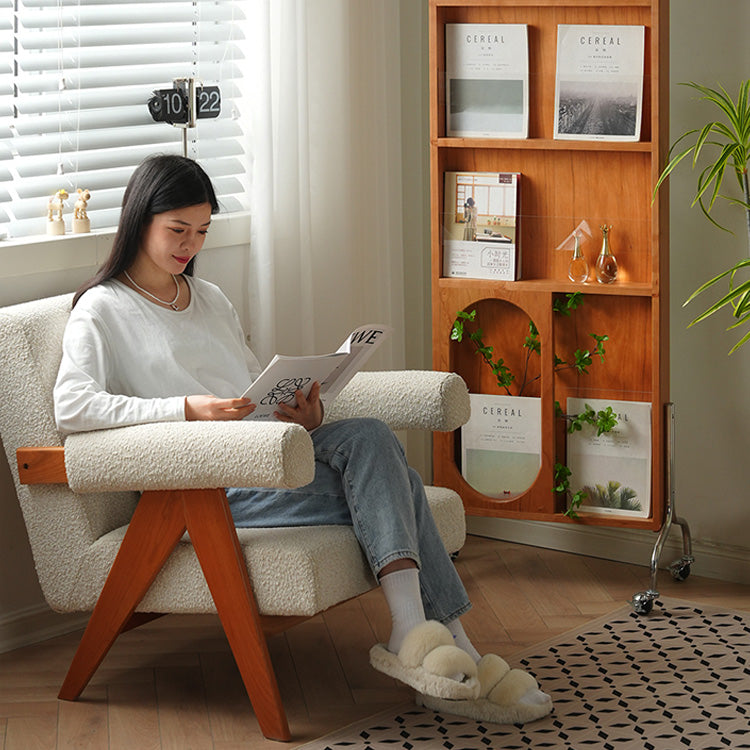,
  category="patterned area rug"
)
[299,598,750,750]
